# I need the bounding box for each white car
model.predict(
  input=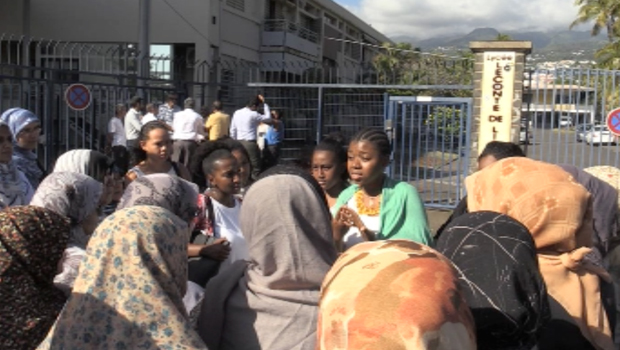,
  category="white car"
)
[575,124,595,142]
[559,115,573,128]
[585,126,617,145]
